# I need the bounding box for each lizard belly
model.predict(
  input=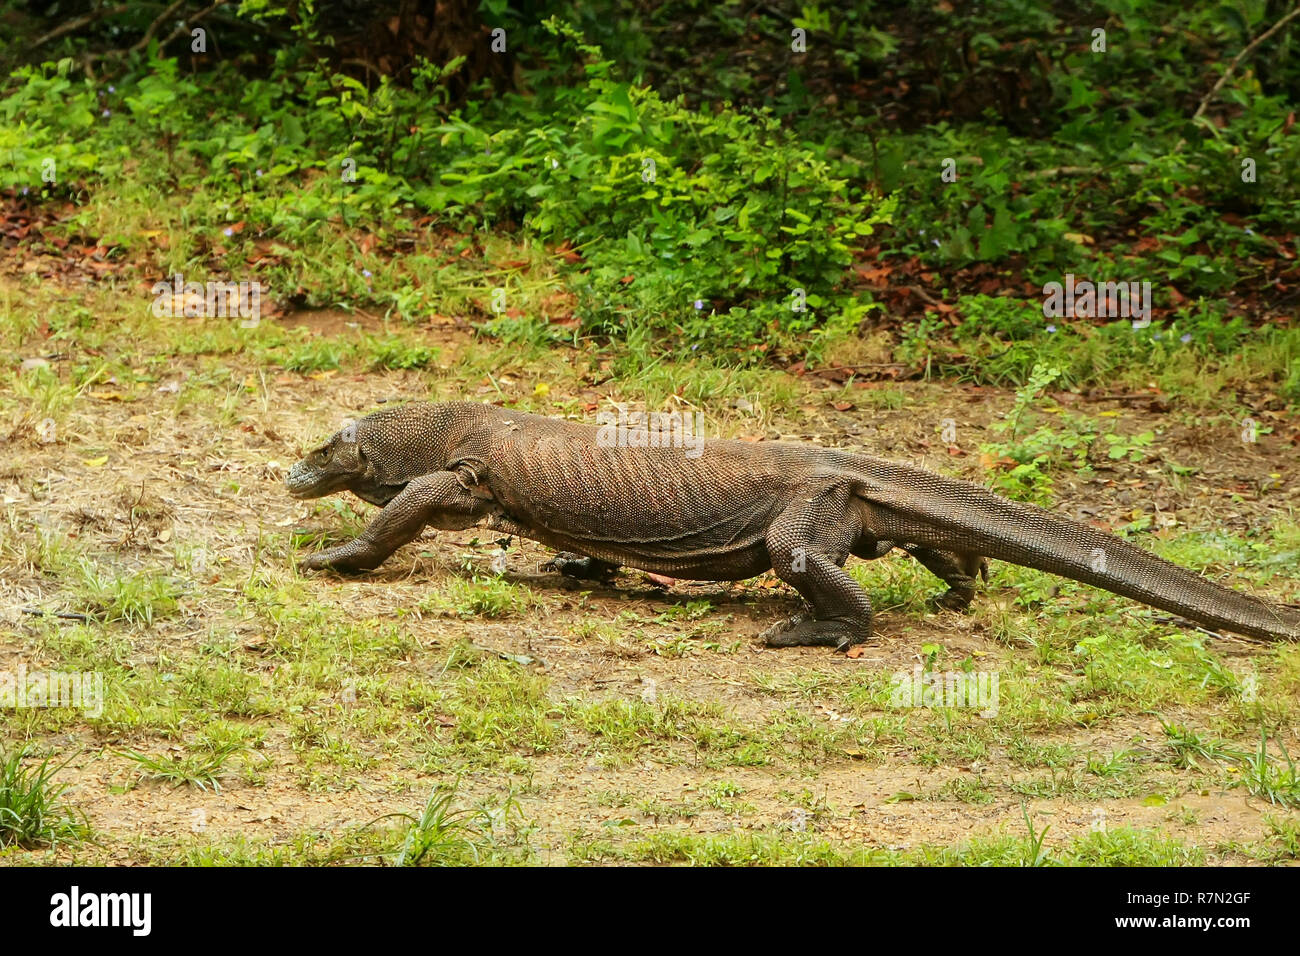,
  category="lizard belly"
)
[524,523,774,580]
